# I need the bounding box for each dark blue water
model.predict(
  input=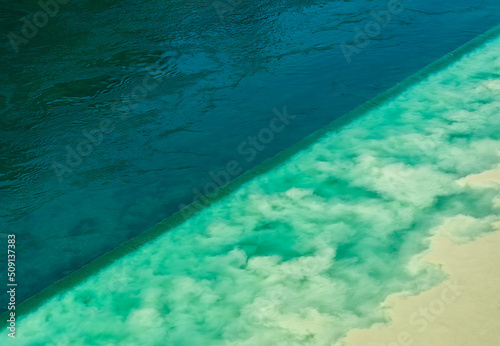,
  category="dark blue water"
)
[1,0,499,305]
